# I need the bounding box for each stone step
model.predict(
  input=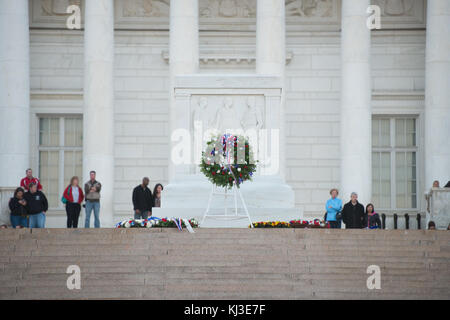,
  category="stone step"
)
[0,228,449,300]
